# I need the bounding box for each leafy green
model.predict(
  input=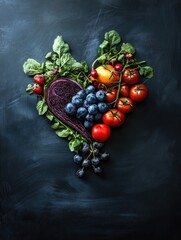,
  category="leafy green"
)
[53,36,69,57]
[23,58,43,75]
[104,30,121,46]
[121,43,135,54]
[36,99,48,115]
[26,84,34,94]
[139,66,154,79]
